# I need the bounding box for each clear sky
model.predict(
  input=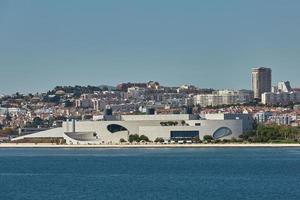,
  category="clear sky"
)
[1,0,300,94]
